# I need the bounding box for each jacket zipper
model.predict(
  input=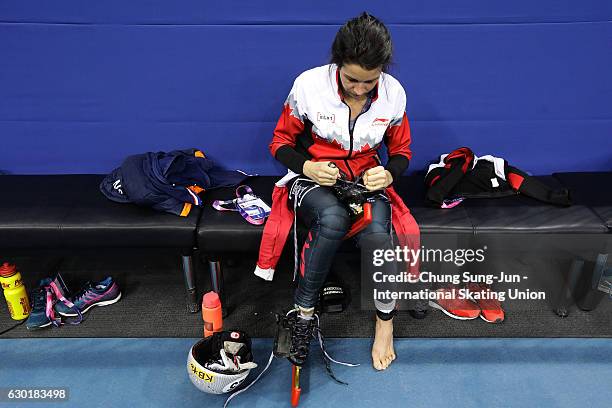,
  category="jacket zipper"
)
[342,100,368,181]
